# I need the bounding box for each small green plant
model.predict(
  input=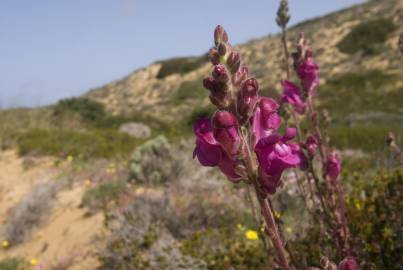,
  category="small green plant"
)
[171,79,206,104]
[17,128,141,158]
[156,55,207,79]
[82,181,127,210]
[337,18,397,55]
[329,126,403,152]
[0,258,27,270]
